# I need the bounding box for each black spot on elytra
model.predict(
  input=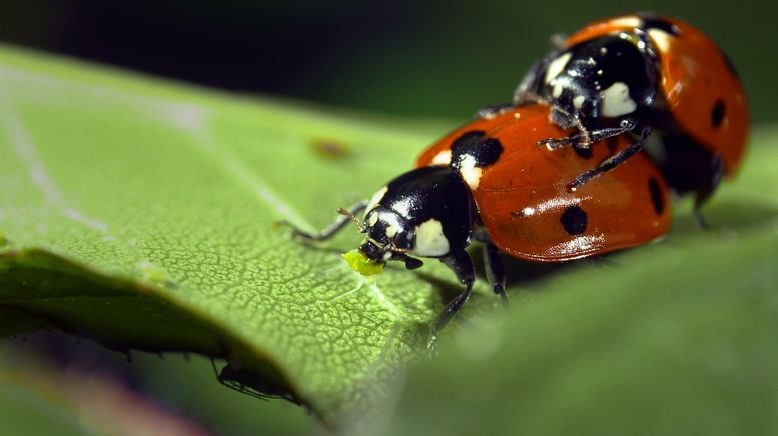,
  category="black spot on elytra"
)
[451,131,504,168]
[639,14,681,36]
[711,99,726,128]
[648,177,665,215]
[560,205,588,235]
[451,130,486,154]
[473,138,504,167]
